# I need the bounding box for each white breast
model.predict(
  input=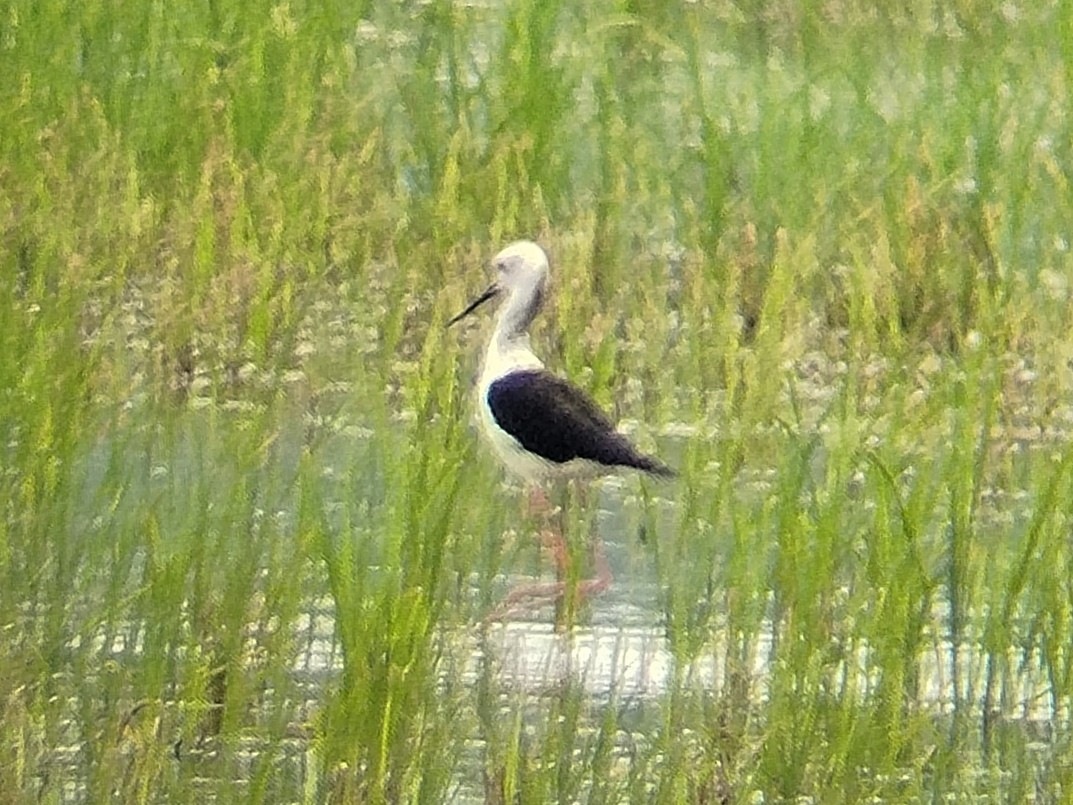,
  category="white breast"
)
[476,329,573,482]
